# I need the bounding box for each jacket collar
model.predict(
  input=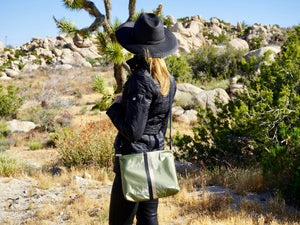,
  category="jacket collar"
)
[126,55,150,73]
